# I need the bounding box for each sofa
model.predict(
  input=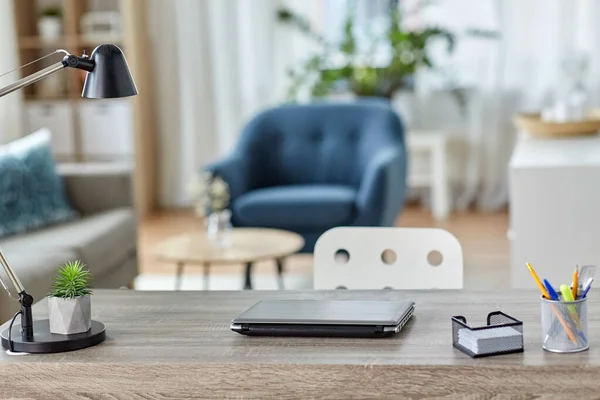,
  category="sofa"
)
[205,100,407,252]
[0,164,138,323]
